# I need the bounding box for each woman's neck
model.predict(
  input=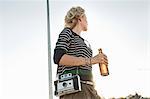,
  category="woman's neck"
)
[72,25,82,36]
